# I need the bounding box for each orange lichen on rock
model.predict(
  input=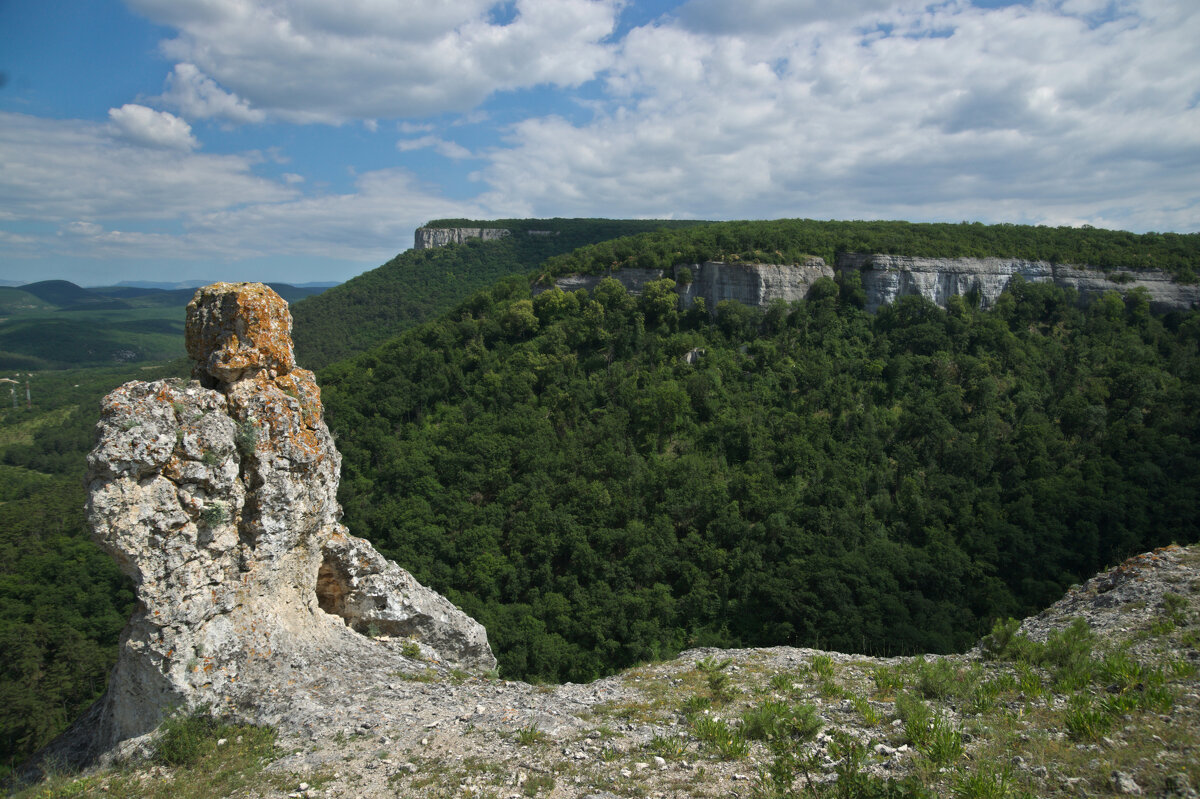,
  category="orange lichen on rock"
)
[186,282,296,385]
